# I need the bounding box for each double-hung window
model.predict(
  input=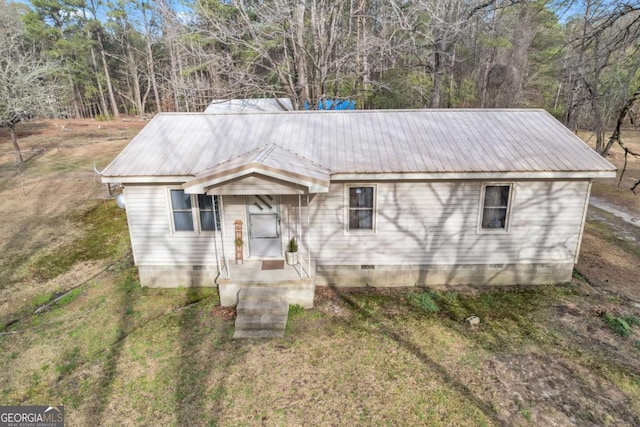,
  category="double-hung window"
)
[479,184,512,231]
[347,186,375,231]
[169,189,220,233]
[197,194,220,231]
